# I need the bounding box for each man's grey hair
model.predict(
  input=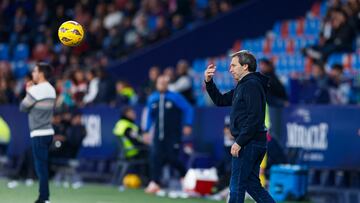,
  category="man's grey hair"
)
[230,50,257,72]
